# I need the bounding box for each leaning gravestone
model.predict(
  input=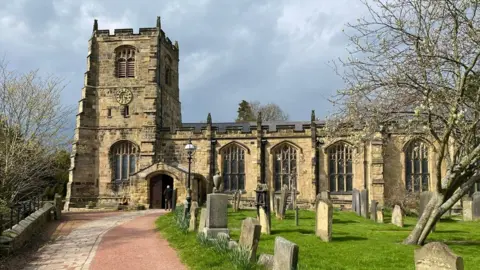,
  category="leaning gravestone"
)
[258,207,271,235]
[472,192,480,220]
[203,193,230,238]
[392,205,404,227]
[370,200,378,222]
[188,202,199,232]
[462,198,473,221]
[353,189,362,216]
[414,242,464,270]
[198,208,207,232]
[315,195,333,242]
[273,237,299,270]
[239,217,262,263]
[360,190,369,218]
